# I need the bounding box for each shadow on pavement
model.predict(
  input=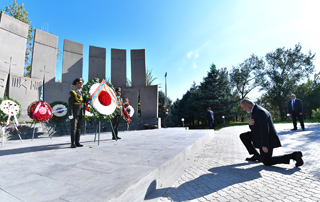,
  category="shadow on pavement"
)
[145,162,300,201]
